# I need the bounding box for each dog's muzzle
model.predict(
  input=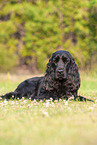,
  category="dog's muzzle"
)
[56,68,67,80]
